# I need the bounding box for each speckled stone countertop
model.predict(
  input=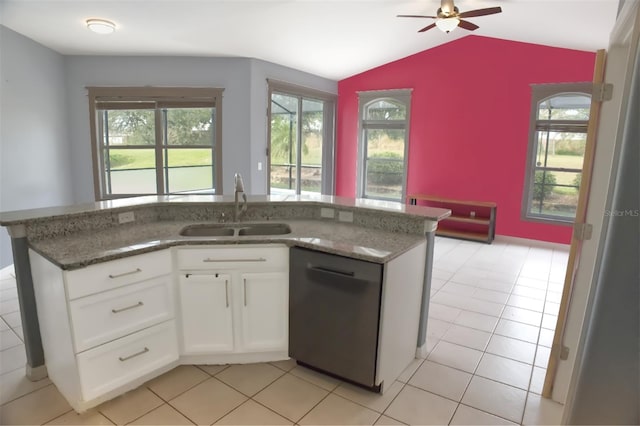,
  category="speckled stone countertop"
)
[1,195,451,269]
